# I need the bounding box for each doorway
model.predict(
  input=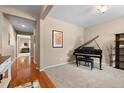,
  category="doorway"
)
[17,34,31,57]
